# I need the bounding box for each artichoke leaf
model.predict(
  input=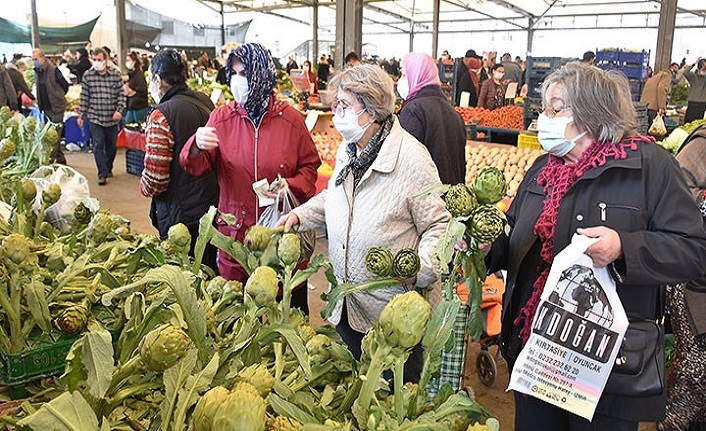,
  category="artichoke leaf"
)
[413,184,450,200]
[321,279,399,321]
[24,278,52,332]
[171,352,219,431]
[83,328,115,399]
[270,393,319,425]
[258,324,311,379]
[61,337,87,392]
[288,254,332,290]
[193,206,218,273]
[160,349,198,431]
[435,218,467,274]
[466,275,484,342]
[17,391,100,431]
